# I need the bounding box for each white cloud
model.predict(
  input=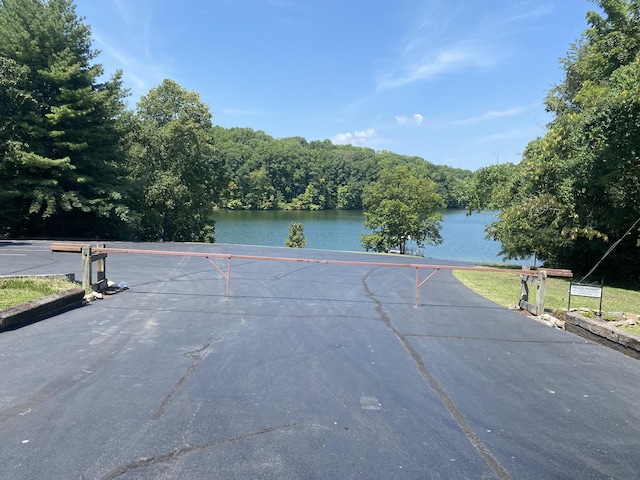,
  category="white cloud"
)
[396,114,424,126]
[113,0,135,26]
[377,43,499,90]
[84,0,169,102]
[92,31,167,100]
[507,3,554,22]
[482,126,541,142]
[220,108,266,117]
[451,107,523,126]
[376,1,554,92]
[332,129,377,146]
